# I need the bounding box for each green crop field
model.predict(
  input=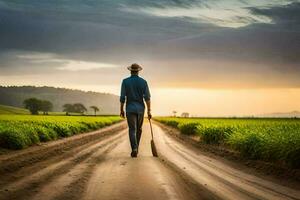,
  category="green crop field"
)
[0,115,122,150]
[155,117,300,168]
